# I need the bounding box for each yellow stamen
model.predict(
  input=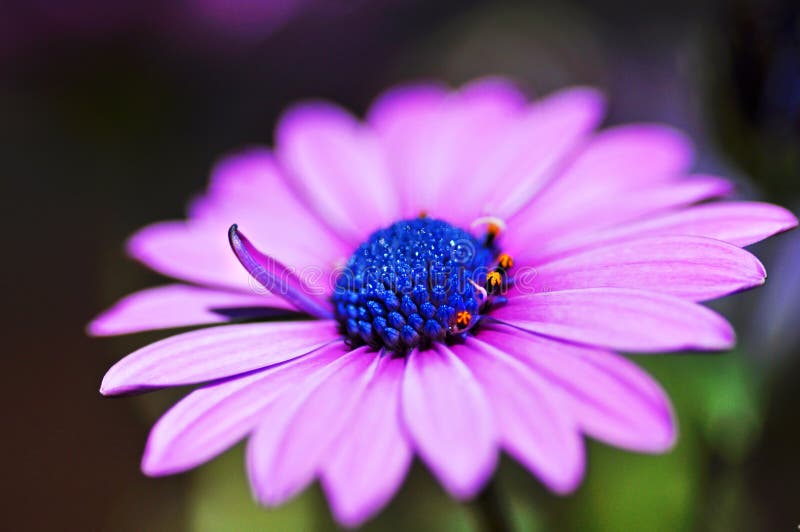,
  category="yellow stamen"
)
[487,271,503,288]
[419,210,428,218]
[456,311,472,327]
[497,253,514,269]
